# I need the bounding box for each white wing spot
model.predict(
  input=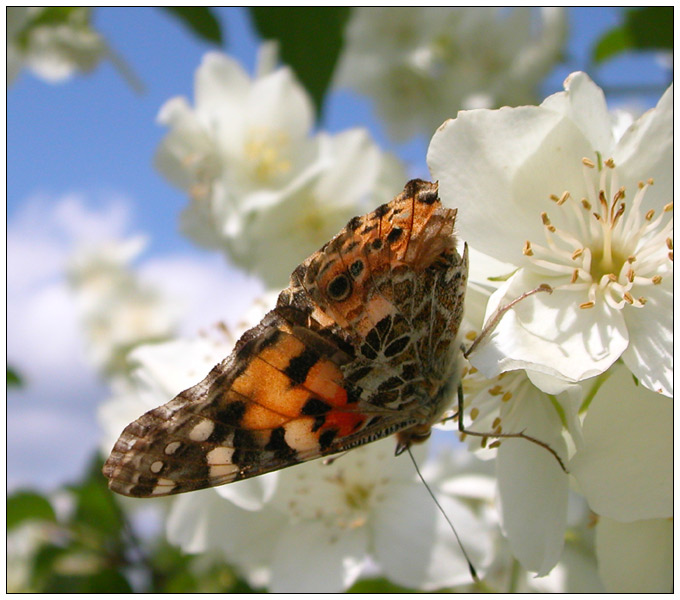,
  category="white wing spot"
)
[151,478,176,496]
[206,446,238,479]
[189,418,215,442]
[164,441,181,455]
[284,419,318,451]
[150,460,164,473]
